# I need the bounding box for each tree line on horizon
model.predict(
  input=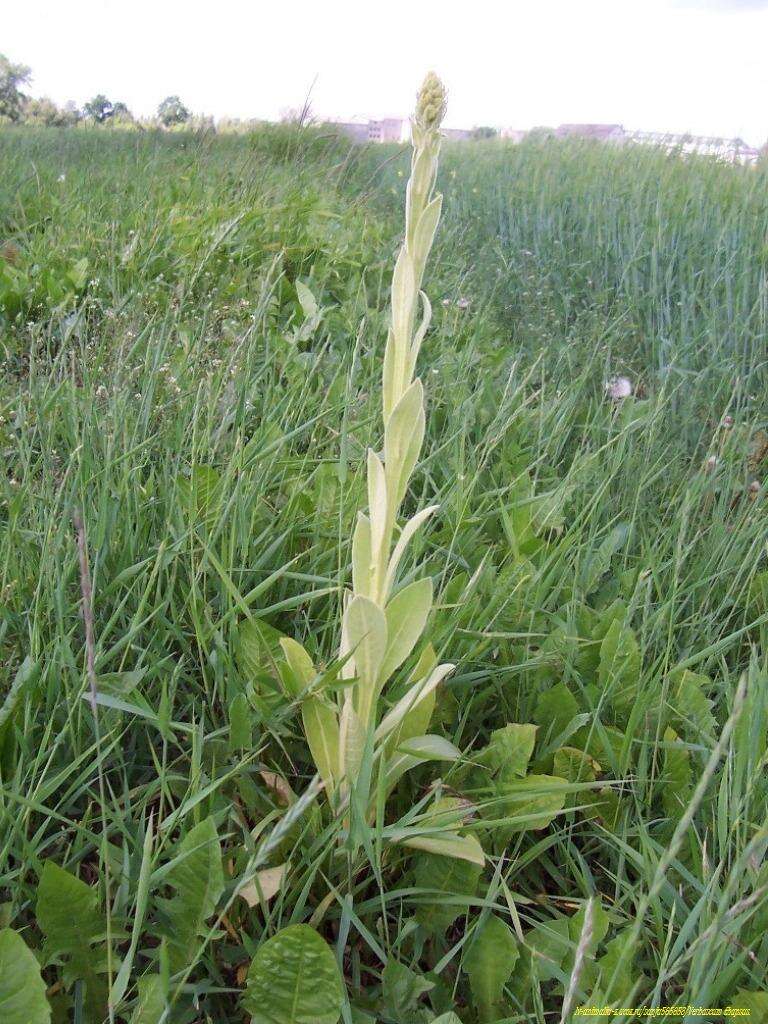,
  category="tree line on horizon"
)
[0,53,192,129]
